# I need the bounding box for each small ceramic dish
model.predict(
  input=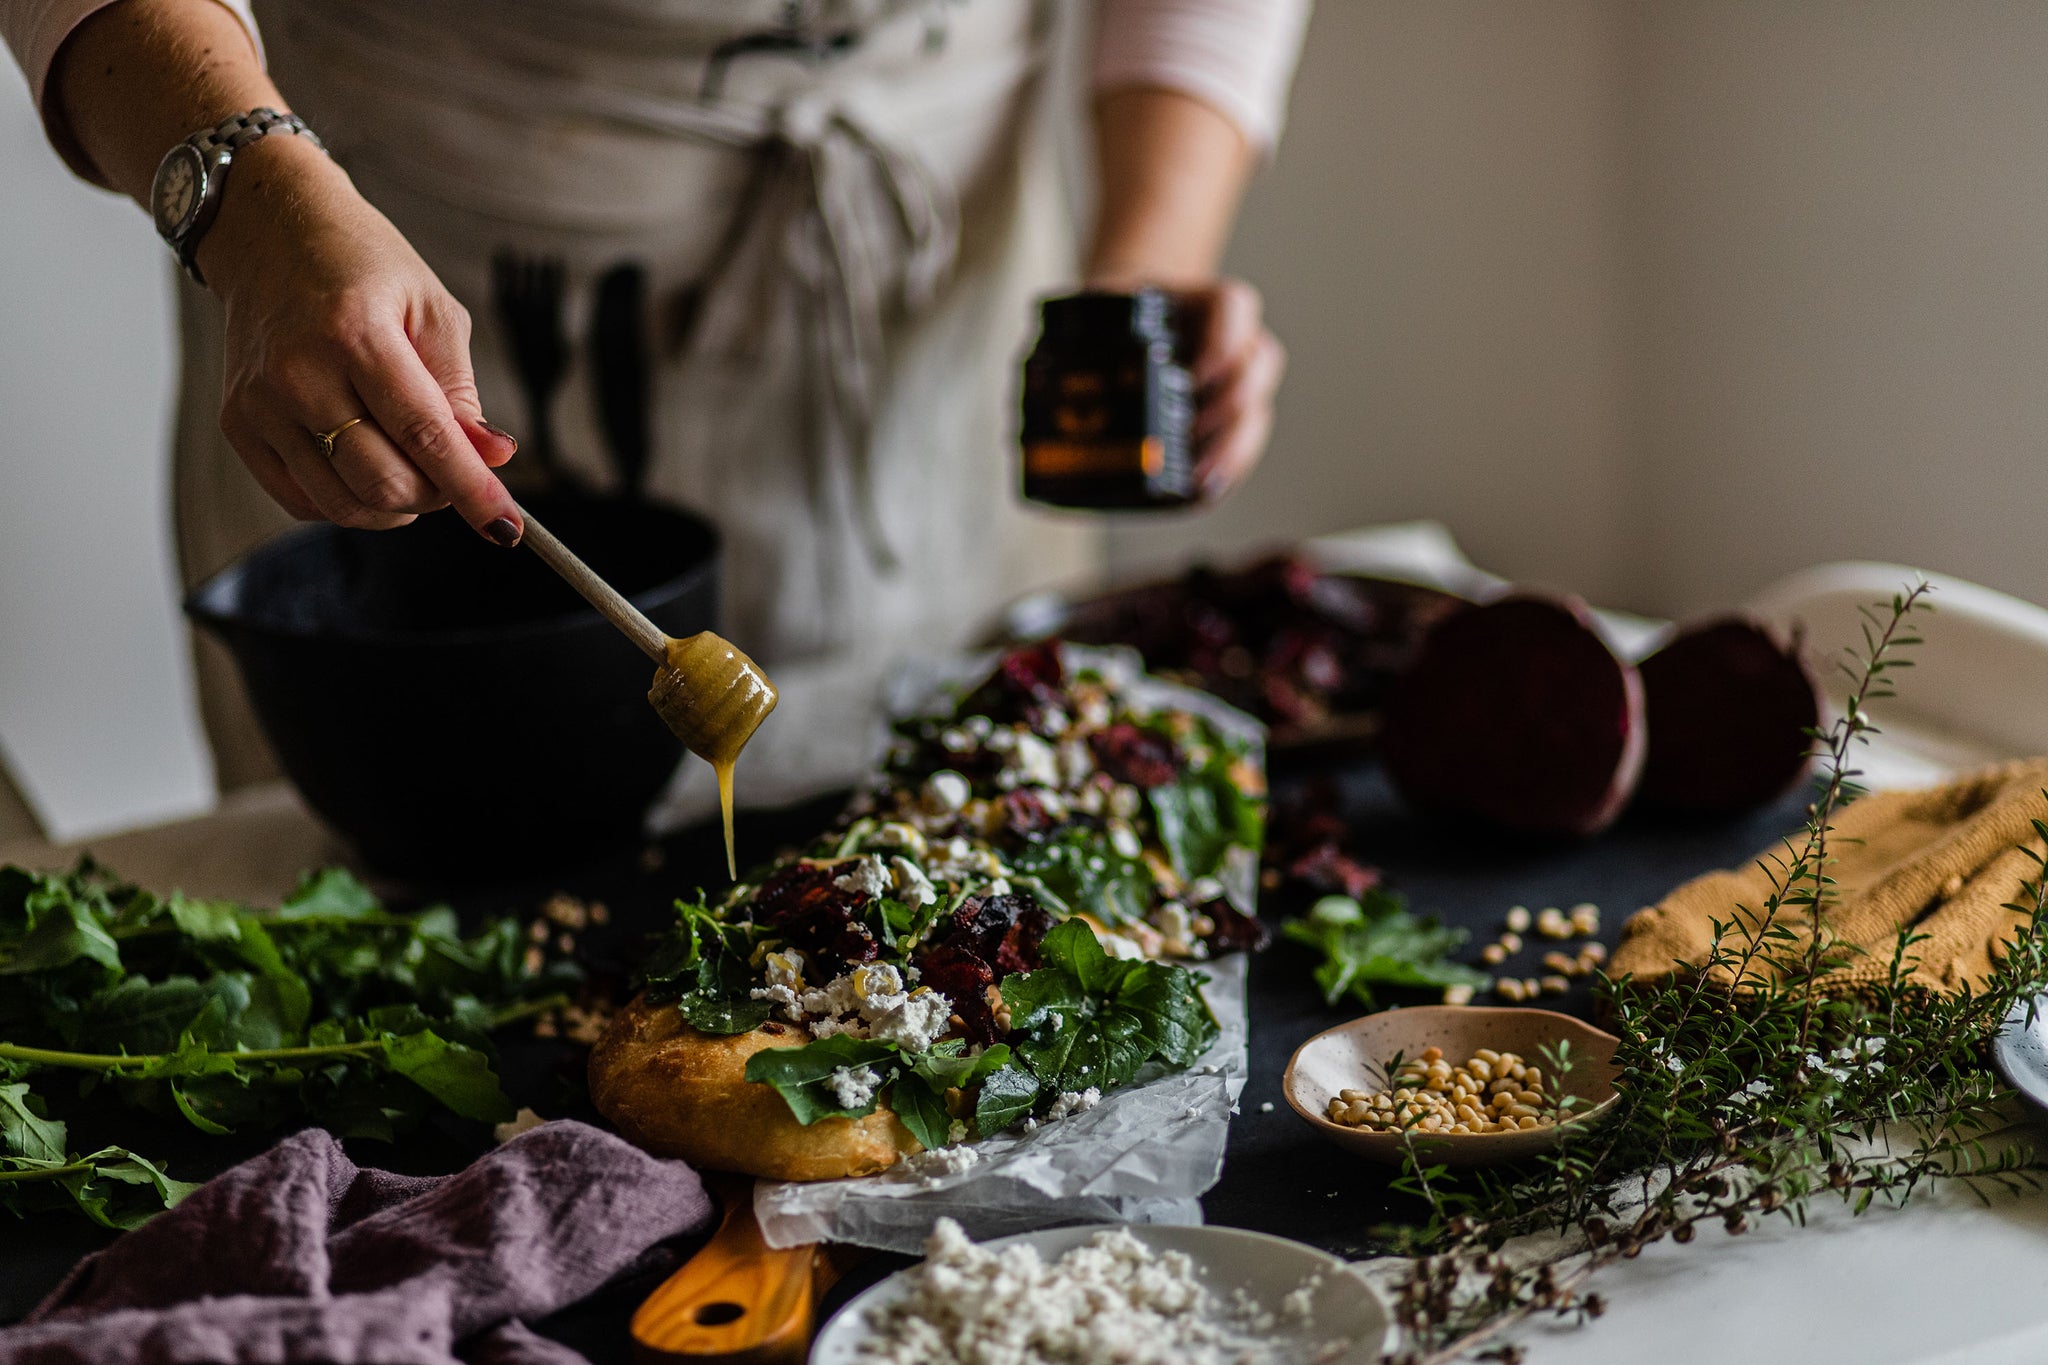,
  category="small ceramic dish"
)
[1993,995,2048,1115]
[1283,1006,1621,1168]
[809,1223,1395,1363]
